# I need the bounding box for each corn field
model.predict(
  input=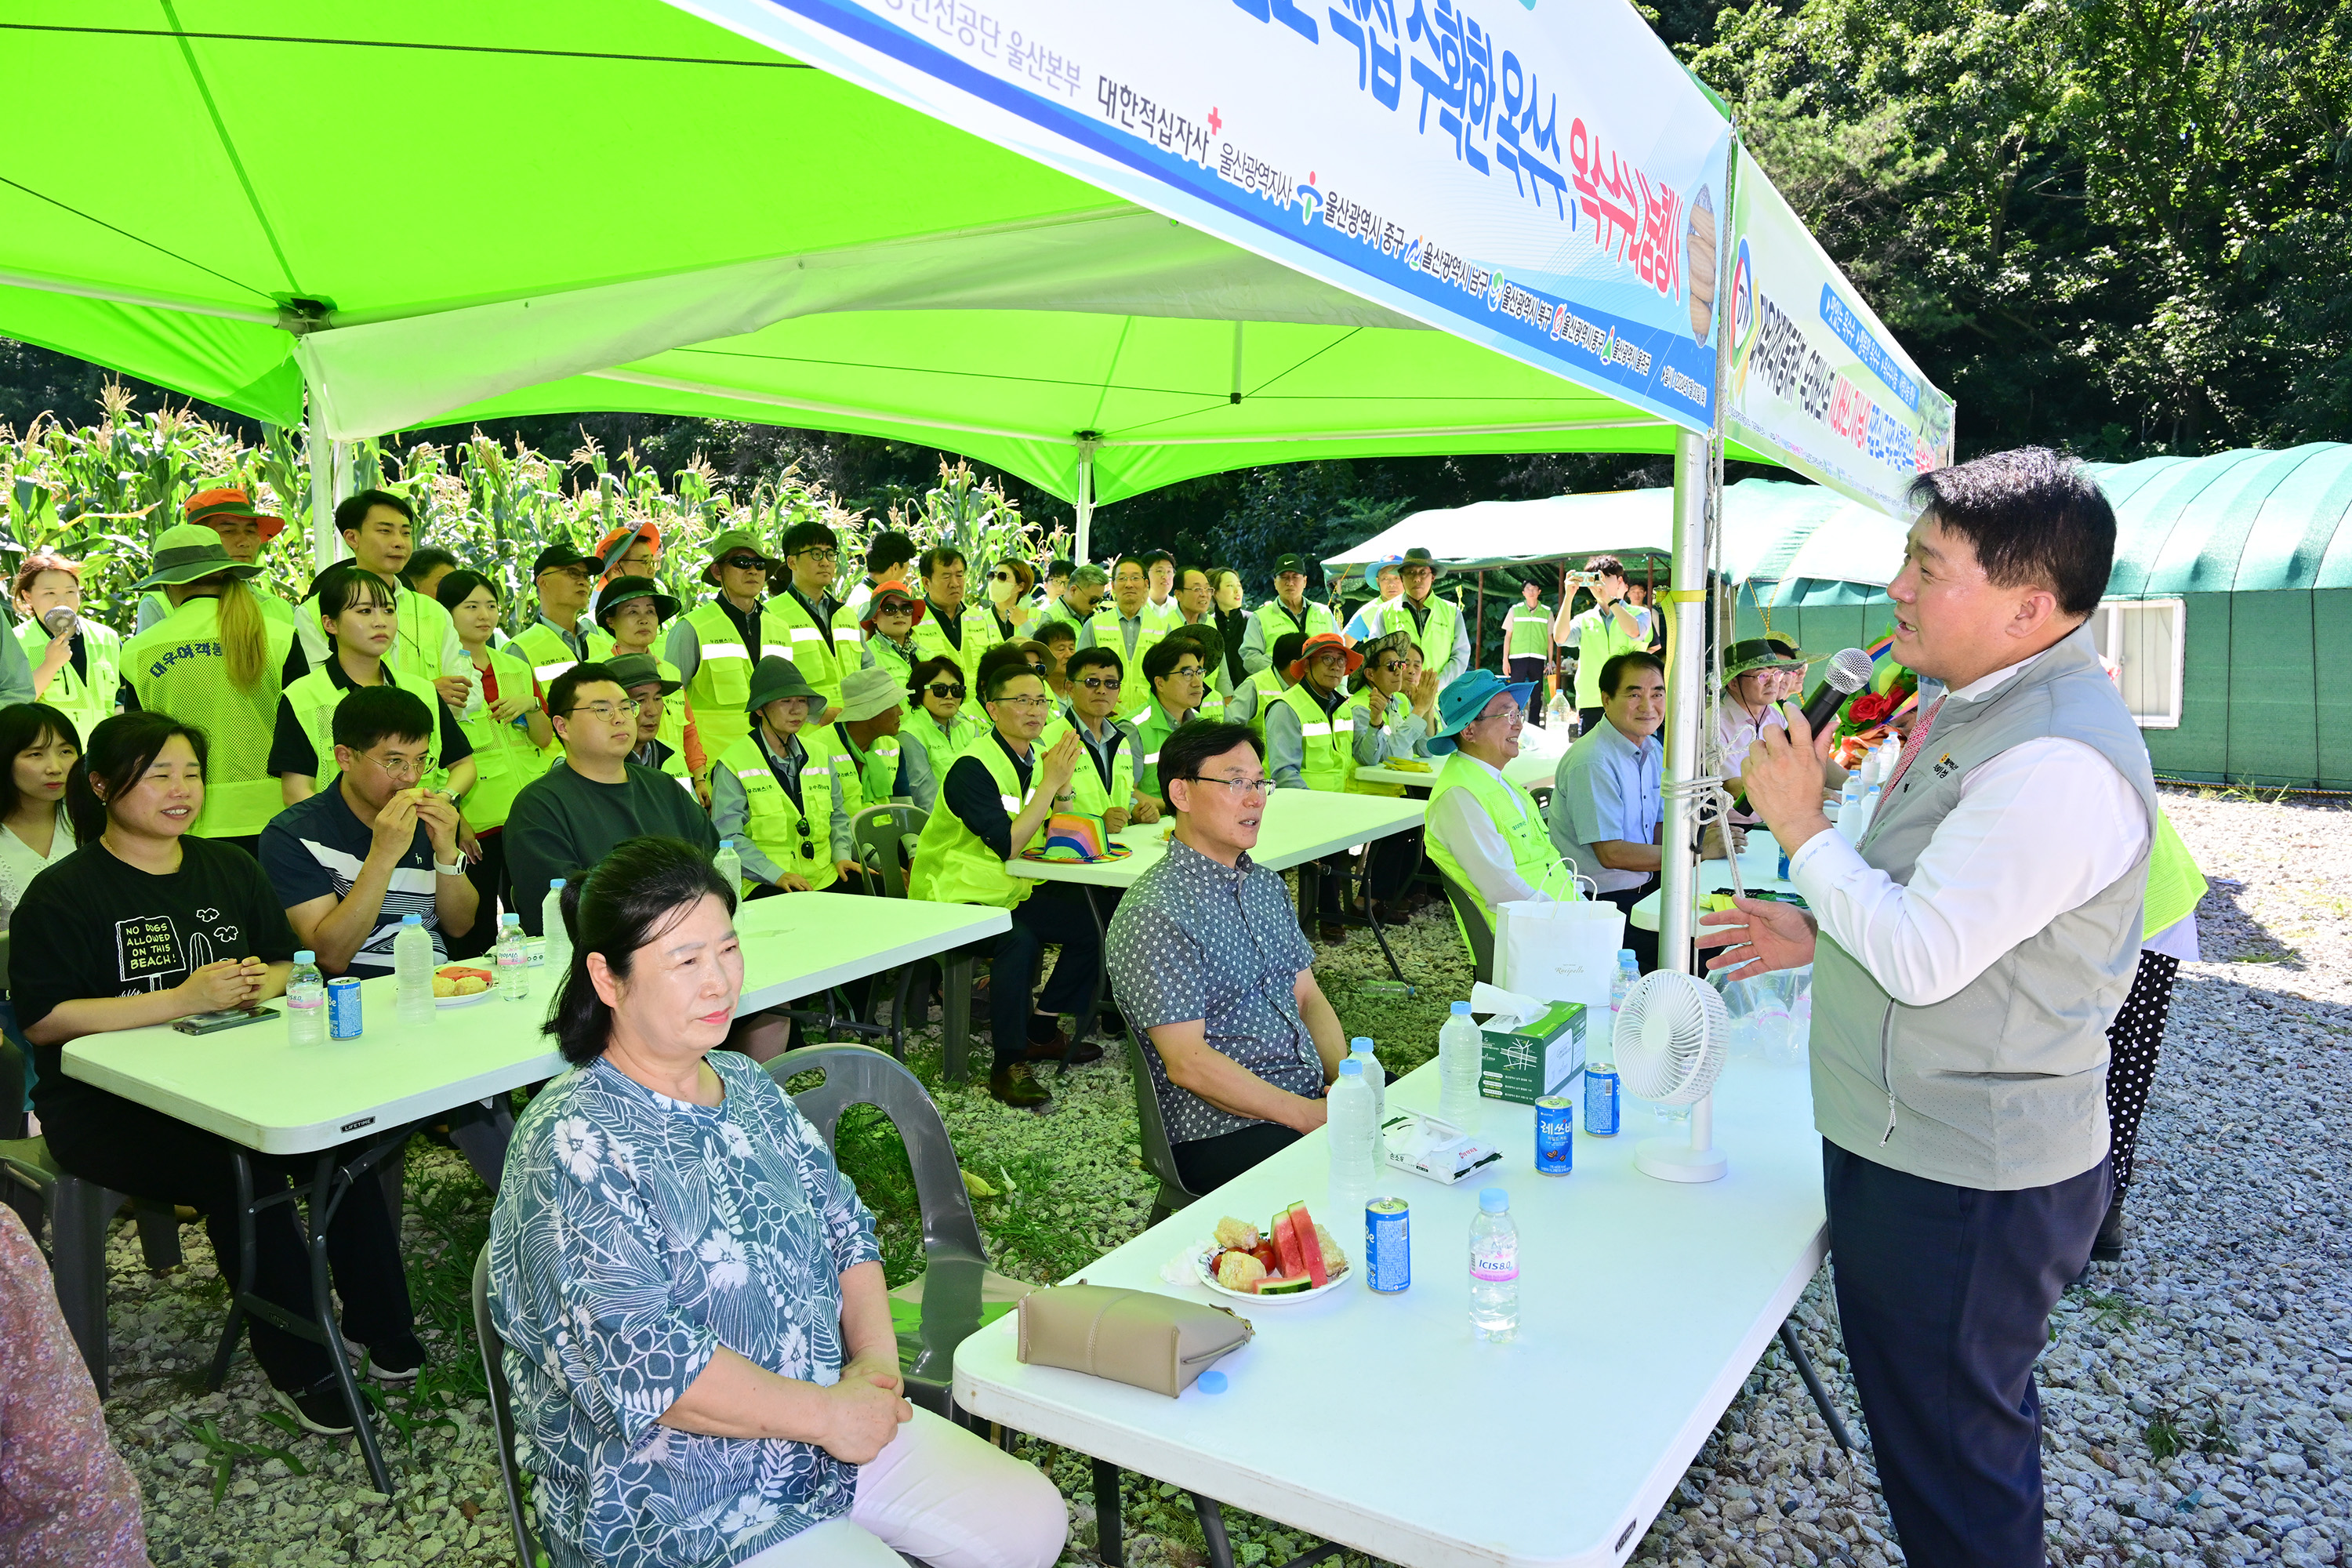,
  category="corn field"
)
[0,385,1069,633]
